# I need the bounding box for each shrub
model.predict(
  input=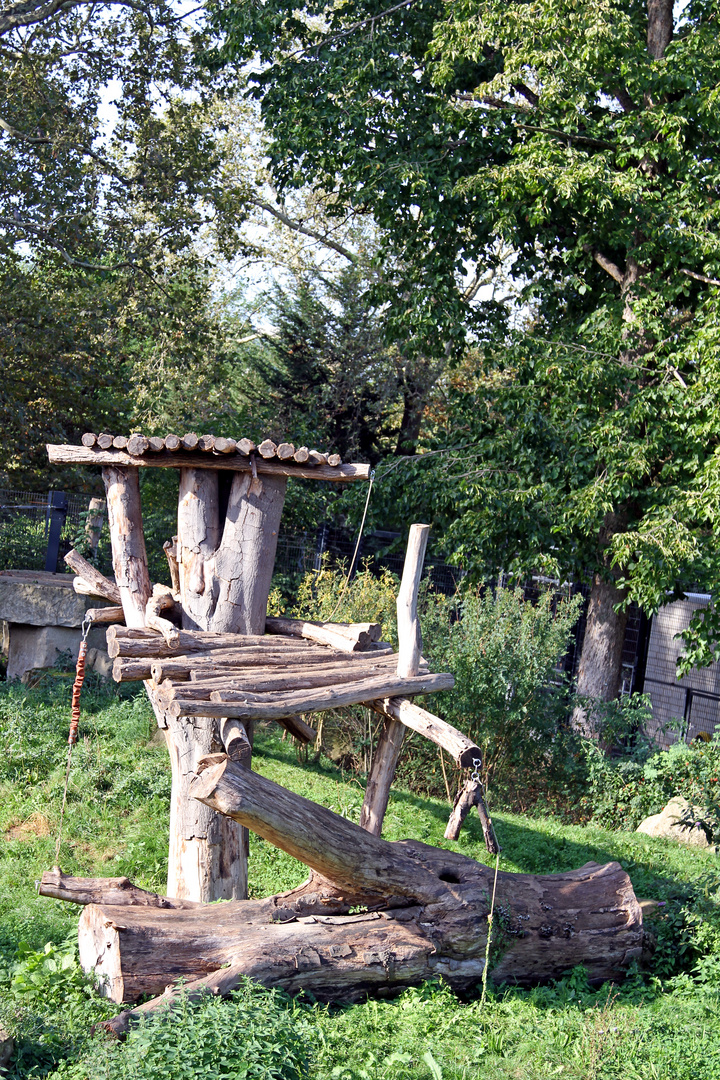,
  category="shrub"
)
[427,586,583,798]
[50,982,311,1080]
[579,724,720,834]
